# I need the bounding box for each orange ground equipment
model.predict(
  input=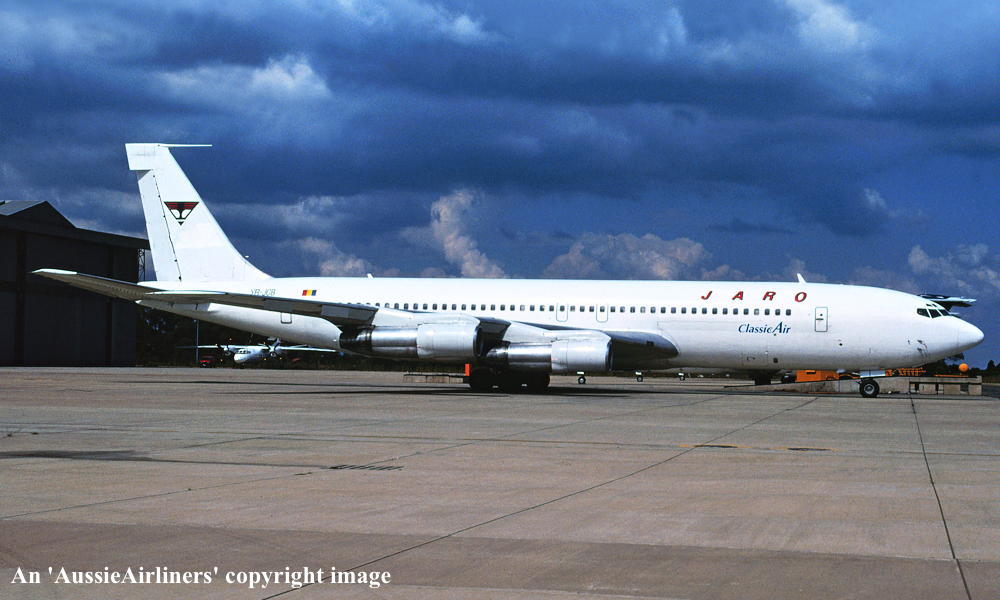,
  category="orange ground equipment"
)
[794,370,841,382]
